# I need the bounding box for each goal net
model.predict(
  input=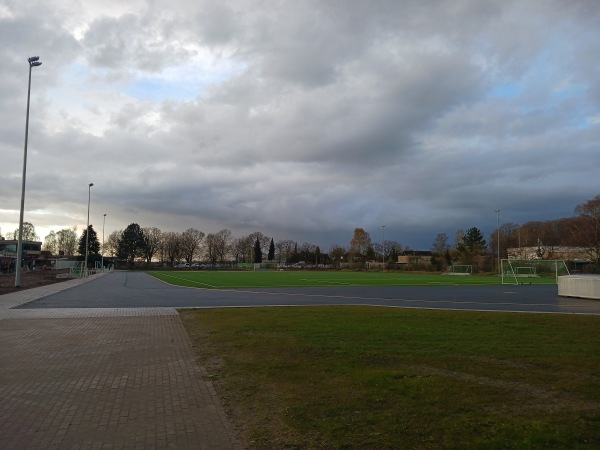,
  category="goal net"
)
[253,262,278,271]
[501,259,569,285]
[70,261,86,278]
[443,265,472,276]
